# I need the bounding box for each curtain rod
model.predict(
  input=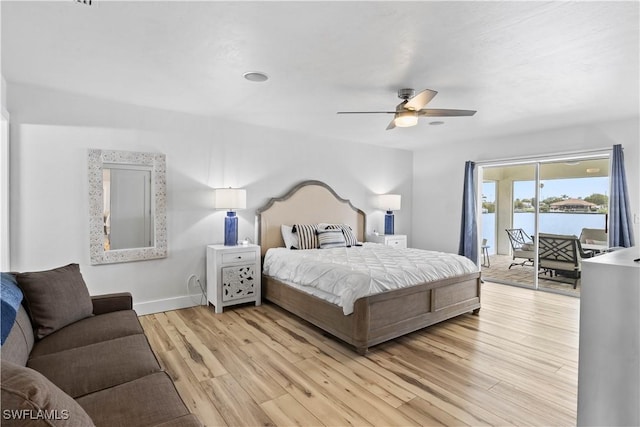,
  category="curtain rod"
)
[474,147,613,168]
